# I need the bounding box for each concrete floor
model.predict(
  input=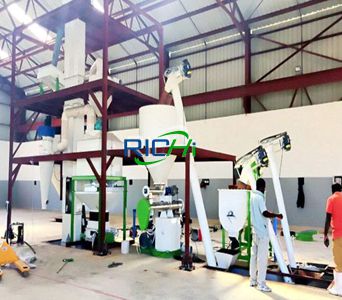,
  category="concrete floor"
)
[0,209,336,299]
